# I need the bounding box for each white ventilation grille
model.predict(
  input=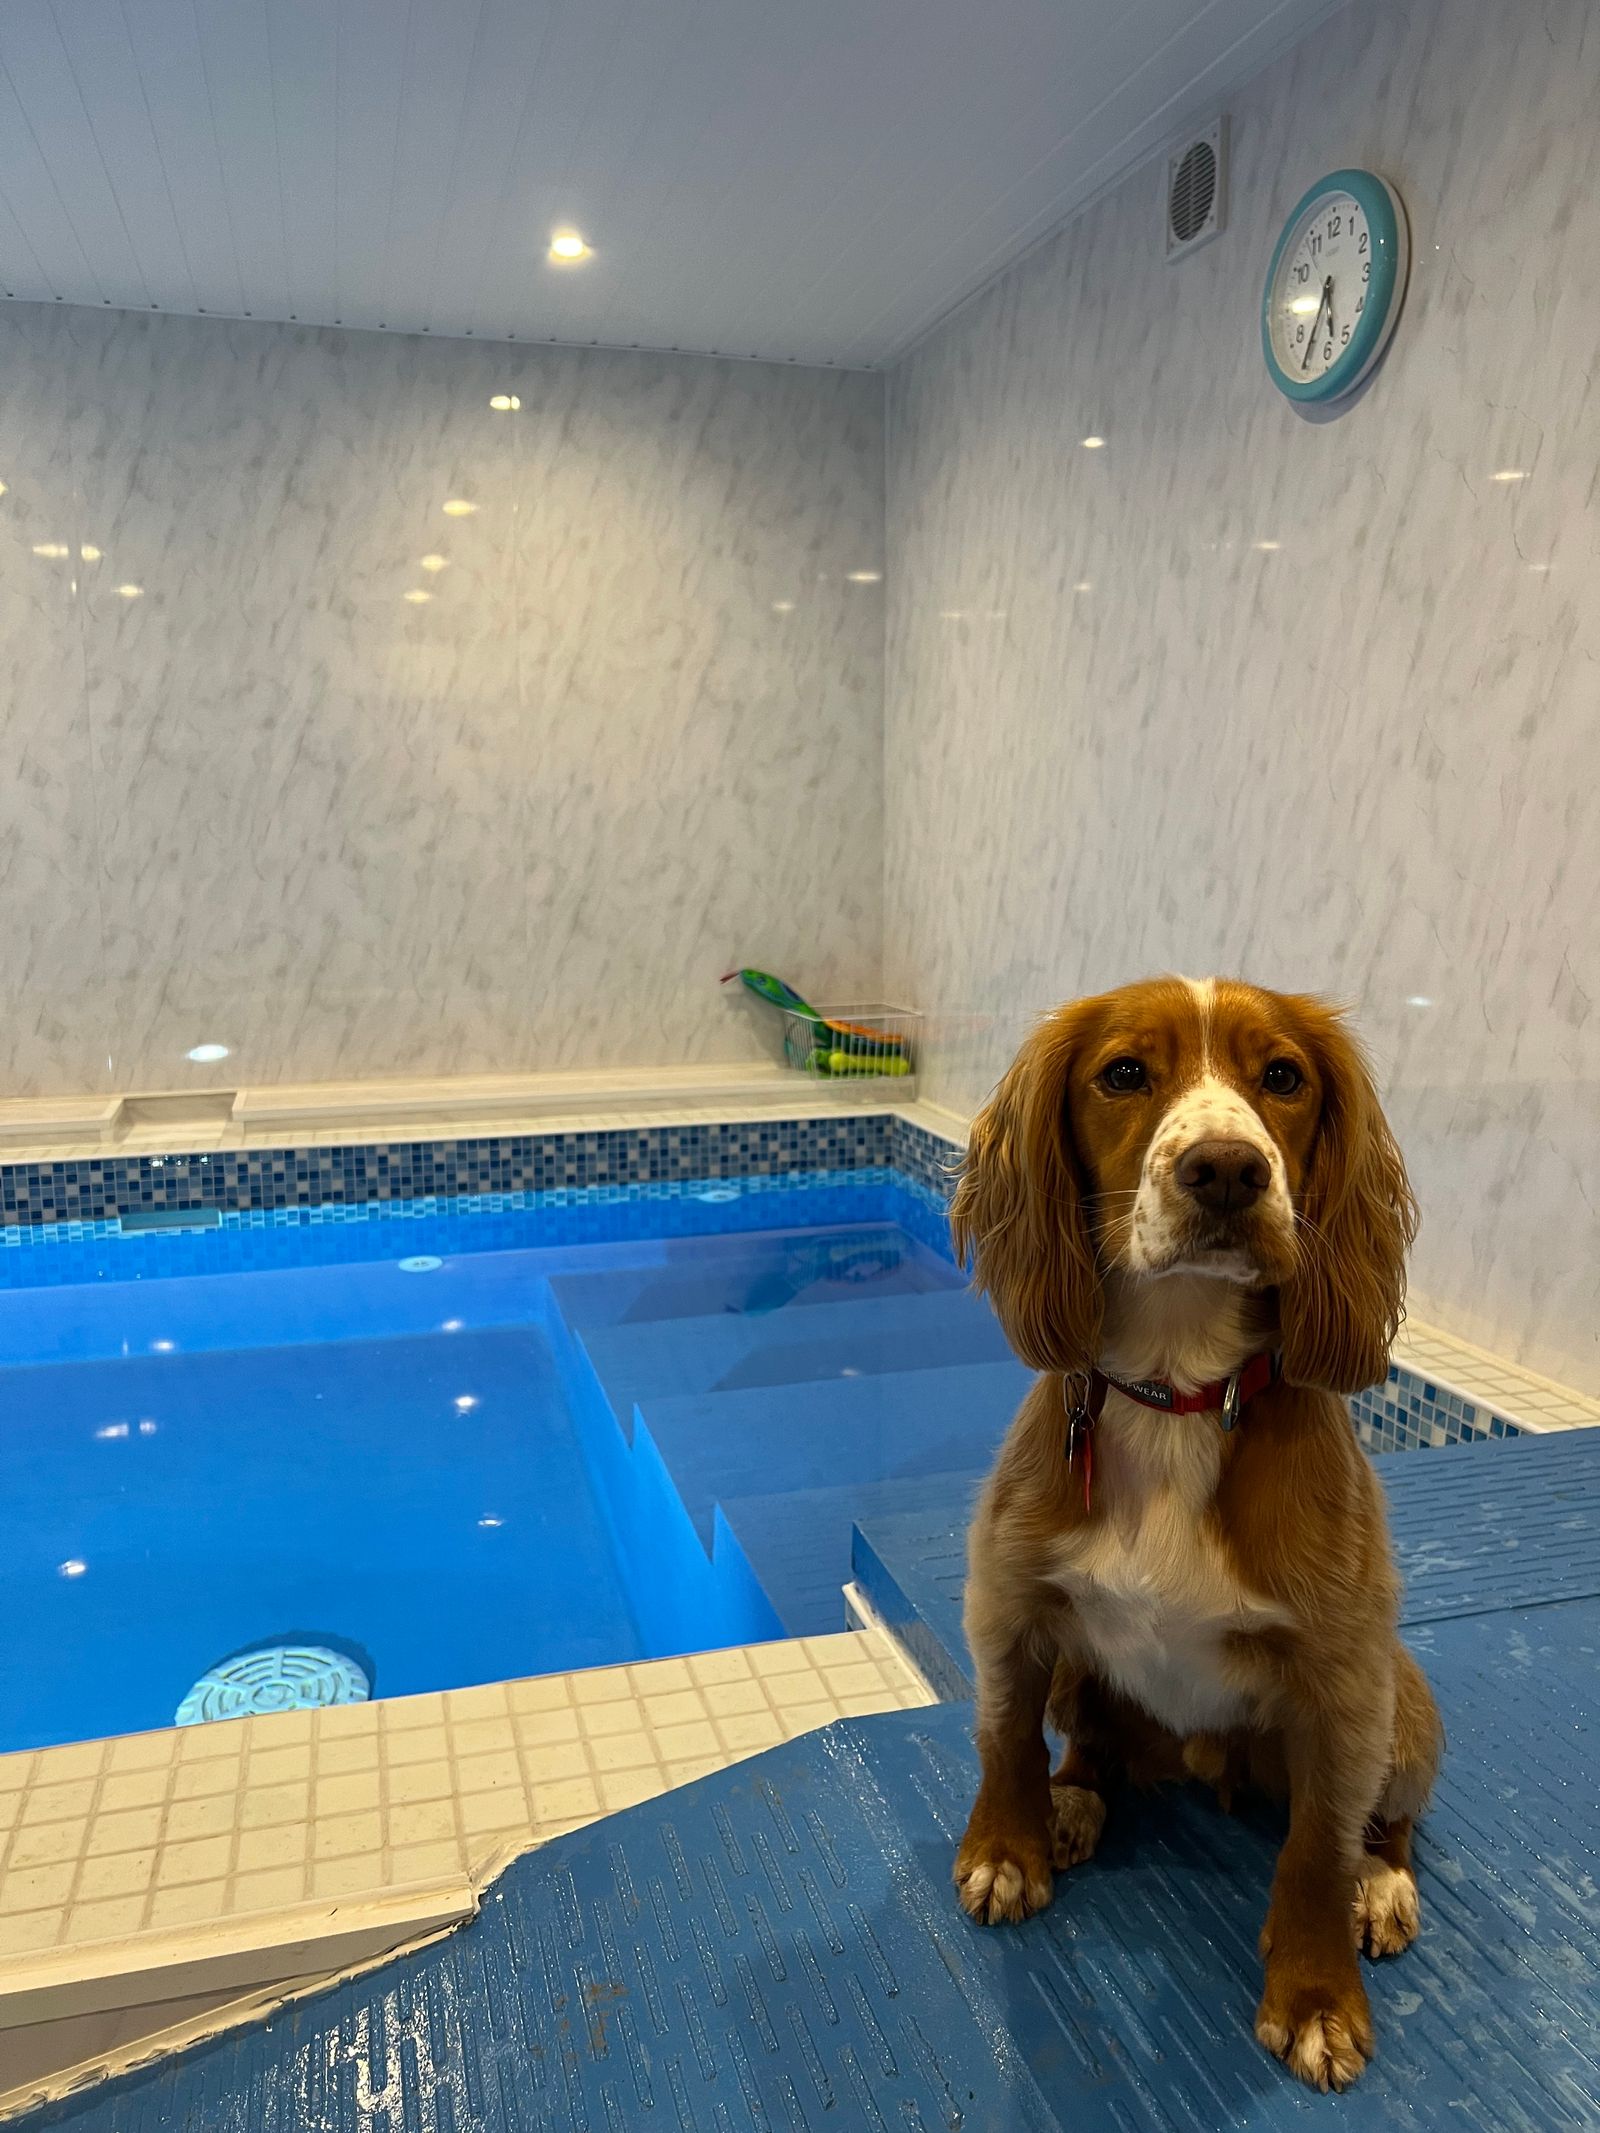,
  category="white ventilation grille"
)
[1164,118,1228,261]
